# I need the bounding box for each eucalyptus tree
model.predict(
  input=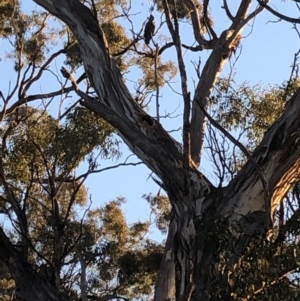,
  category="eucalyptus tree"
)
[1,0,300,300]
